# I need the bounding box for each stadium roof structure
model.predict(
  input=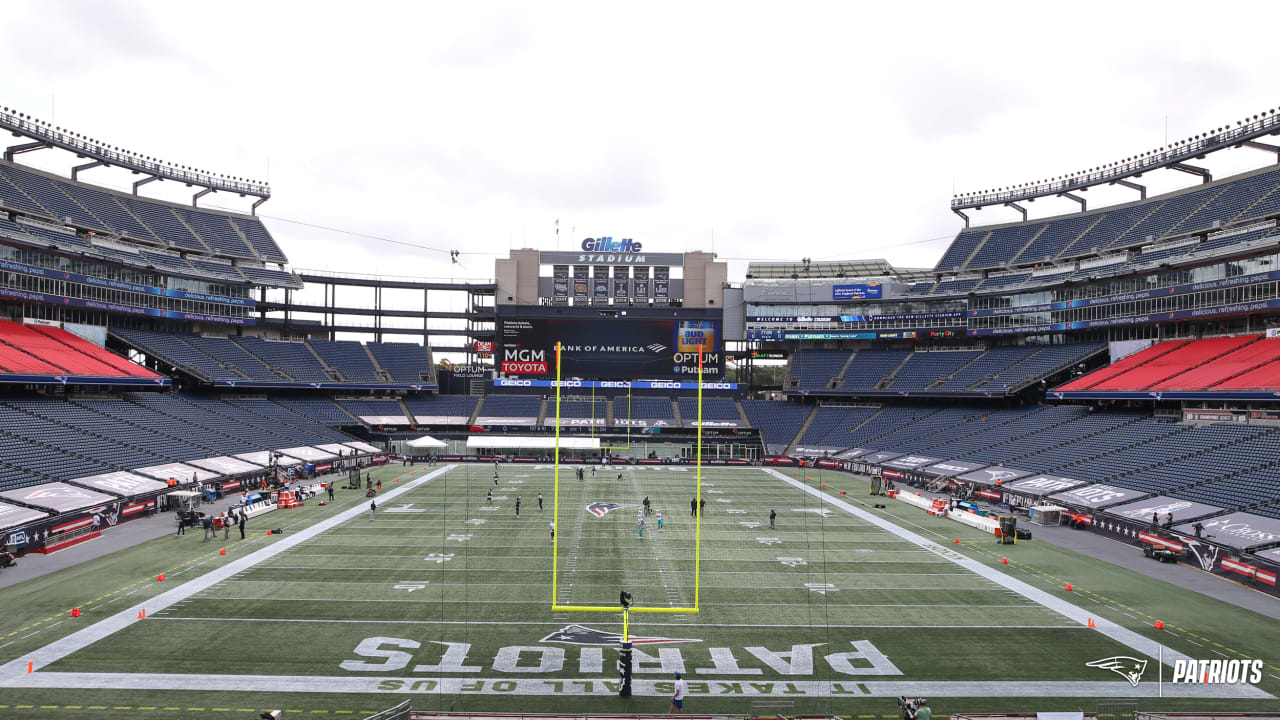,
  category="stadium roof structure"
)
[747,259,932,282]
[0,104,271,211]
[951,105,1280,226]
